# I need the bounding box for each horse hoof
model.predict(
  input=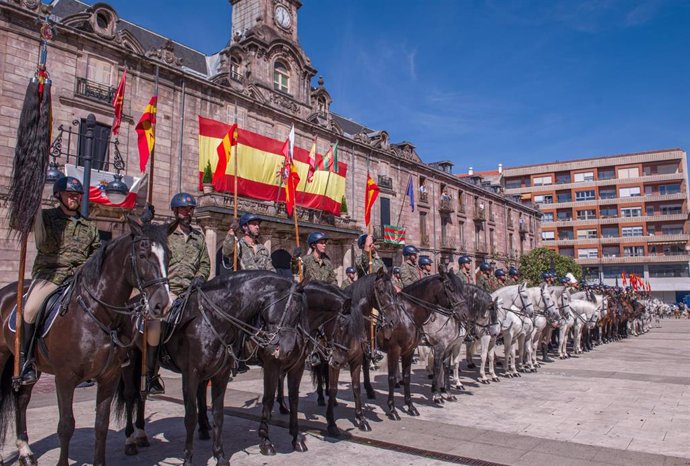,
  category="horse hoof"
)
[136,436,151,447]
[260,442,276,456]
[293,439,308,452]
[183,460,193,466]
[456,384,465,390]
[387,410,401,421]
[19,456,37,466]
[515,372,522,377]
[481,379,489,384]
[334,400,339,407]
[366,390,376,400]
[408,405,420,416]
[279,405,290,415]
[317,397,326,407]
[214,455,230,466]
[467,362,477,369]
[360,420,372,431]
[395,382,401,388]
[493,377,500,382]
[446,395,457,402]
[327,425,341,437]
[124,443,139,456]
